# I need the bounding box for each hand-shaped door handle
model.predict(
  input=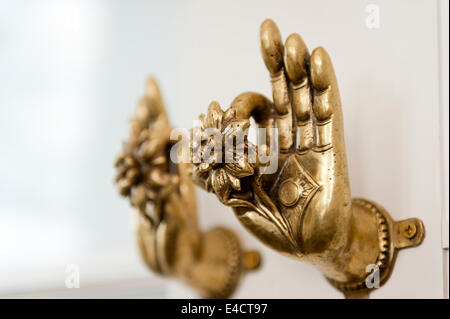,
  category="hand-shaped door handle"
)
[115,79,260,298]
[115,19,425,299]
[188,19,425,298]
